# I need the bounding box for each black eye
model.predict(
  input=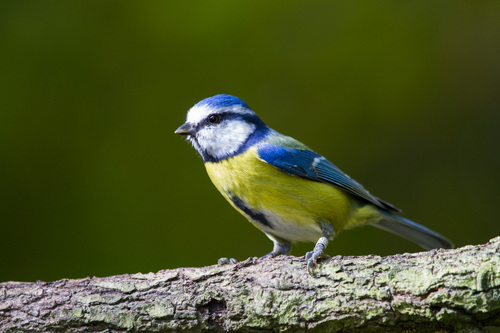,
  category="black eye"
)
[208,114,220,124]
